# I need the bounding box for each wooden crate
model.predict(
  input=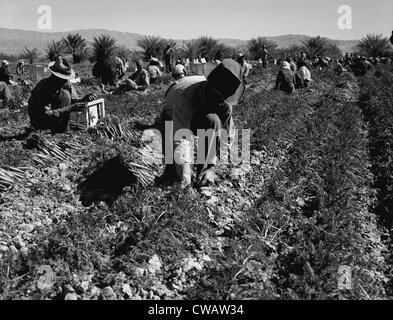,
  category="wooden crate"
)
[30,65,44,82]
[190,62,206,75]
[69,98,105,128]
